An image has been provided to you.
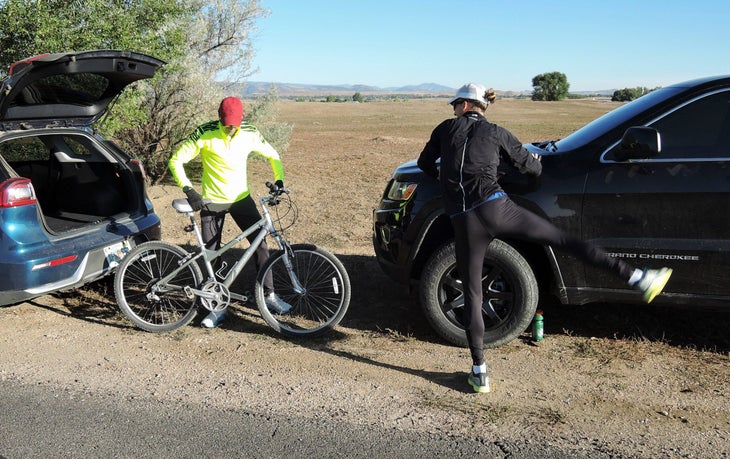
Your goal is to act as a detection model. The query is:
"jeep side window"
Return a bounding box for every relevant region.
[650,90,730,160]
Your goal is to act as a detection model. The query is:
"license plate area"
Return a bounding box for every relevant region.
[104,240,131,268]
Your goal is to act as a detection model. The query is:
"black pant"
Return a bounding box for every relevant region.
[451,196,633,367]
[201,195,274,293]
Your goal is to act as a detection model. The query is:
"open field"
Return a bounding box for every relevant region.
[2,99,729,457]
[253,98,623,254]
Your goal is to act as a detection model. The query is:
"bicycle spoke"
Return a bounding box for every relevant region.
[256,246,350,337]
[115,242,202,333]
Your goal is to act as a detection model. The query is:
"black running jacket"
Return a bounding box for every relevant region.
[417,111,542,216]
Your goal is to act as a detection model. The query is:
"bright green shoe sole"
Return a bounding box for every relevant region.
[644,268,673,303]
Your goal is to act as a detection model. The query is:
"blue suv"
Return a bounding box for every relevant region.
[0,50,163,306]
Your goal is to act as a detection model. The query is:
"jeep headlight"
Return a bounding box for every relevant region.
[387,181,417,201]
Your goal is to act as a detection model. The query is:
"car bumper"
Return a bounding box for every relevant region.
[0,215,160,306]
[373,207,410,284]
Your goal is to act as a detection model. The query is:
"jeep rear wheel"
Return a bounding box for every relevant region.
[420,239,538,348]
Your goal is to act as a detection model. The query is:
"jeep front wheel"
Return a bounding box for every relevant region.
[420,239,538,348]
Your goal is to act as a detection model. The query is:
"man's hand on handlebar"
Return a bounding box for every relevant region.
[266,180,288,195]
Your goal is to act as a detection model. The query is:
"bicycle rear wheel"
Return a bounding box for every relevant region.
[255,244,351,337]
[114,241,203,333]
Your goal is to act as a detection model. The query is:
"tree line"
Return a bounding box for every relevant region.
[531,72,657,102]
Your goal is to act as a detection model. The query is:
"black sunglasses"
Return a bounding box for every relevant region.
[451,99,465,108]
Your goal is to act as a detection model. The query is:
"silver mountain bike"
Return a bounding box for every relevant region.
[113,182,351,337]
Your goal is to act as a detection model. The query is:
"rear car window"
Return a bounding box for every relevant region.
[0,134,105,165]
[0,136,47,162]
[11,73,110,107]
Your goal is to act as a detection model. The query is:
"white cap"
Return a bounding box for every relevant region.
[447,83,488,105]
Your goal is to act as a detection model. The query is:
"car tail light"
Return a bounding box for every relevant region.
[0,178,37,208]
[8,52,50,75]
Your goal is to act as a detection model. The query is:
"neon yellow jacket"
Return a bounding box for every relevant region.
[169,120,284,204]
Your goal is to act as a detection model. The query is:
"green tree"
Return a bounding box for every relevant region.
[0,0,192,77]
[611,86,656,102]
[0,0,287,185]
[352,92,363,102]
[531,71,570,101]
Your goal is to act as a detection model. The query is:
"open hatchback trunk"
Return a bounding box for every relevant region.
[0,50,164,233]
[1,131,146,233]
[0,50,164,306]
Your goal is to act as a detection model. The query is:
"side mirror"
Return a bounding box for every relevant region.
[614,126,661,161]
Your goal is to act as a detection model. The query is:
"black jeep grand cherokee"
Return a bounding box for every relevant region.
[373,75,730,348]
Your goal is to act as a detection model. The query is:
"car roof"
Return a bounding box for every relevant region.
[665,74,730,91]
[0,50,164,128]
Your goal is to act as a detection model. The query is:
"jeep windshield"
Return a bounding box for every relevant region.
[551,86,683,152]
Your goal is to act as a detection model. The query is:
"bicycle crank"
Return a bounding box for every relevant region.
[188,280,231,312]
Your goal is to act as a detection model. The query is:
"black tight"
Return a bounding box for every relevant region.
[201,196,274,292]
[451,197,633,366]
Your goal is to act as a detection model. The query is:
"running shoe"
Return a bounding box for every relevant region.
[201,309,226,328]
[265,293,292,314]
[467,370,490,393]
[636,268,673,303]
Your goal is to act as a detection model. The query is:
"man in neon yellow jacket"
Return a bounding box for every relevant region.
[169,96,291,328]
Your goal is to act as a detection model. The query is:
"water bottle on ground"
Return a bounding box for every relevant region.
[532,309,544,342]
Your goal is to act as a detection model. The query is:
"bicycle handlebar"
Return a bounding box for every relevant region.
[265,181,289,196]
[175,183,289,215]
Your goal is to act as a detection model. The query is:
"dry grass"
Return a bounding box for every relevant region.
[248,98,620,253]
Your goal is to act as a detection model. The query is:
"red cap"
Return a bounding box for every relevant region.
[218,97,244,126]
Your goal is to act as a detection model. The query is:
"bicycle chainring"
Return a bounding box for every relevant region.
[199,280,231,312]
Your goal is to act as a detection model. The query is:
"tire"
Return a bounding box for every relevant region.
[114,241,203,333]
[255,244,351,337]
[420,239,538,348]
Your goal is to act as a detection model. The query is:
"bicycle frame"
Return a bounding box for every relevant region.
[151,193,301,307]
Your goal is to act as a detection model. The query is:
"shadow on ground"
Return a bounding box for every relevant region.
[26,252,730,355]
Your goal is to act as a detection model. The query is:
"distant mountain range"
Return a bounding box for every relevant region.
[242,81,457,96]
[240,81,615,97]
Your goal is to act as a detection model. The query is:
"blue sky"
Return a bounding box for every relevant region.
[251,0,729,92]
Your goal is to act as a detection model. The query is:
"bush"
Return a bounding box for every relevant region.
[245,87,293,156]
[612,87,658,102]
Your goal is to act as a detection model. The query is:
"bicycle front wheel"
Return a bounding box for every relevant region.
[114,241,203,333]
[255,244,351,337]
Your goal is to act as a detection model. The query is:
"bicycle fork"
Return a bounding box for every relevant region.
[264,207,306,295]
[283,244,306,294]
